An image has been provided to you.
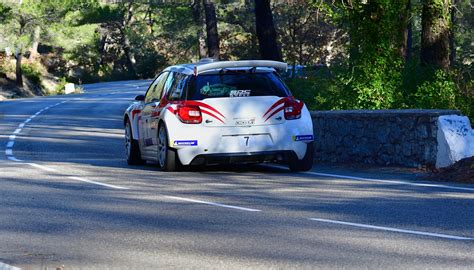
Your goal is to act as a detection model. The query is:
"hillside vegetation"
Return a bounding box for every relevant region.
[0,0,472,119]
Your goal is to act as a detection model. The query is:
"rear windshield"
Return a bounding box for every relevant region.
[186,72,290,100]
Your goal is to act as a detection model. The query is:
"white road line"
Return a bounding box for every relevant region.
[7,156,22,162]
[13,129,21,134]
[5,149,12,156]
[265,164,474,192]
[0,261,22,270]
[68,176,129,190]
[24,118,31,123]
[18,123,25,128]
[309,218,473,241]
[8,135,16,141]
[6,141,14,148]
[165,196,262,212]
[28,163,58,173]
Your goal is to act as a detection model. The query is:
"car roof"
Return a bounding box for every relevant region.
[163,60,288,76]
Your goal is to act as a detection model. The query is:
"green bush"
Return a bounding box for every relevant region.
[21,63,42,85]
[286,66,474,121]
[413,70,457,109]
[55,77,68,95]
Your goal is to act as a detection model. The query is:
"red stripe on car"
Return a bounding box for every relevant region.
[131,109,141,119]
[201,109,225,123]
[183,101,226,119]
[264,105,284,122]
[263,98,286,118]
[167,107,176,114]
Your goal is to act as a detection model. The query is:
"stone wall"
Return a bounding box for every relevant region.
[311,109,461,168]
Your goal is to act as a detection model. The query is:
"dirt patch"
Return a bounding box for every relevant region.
[431,157,474,183]
[0,74,44,100]
[0,76,18,99]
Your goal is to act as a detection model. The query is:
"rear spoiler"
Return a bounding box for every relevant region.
[193,60,288,76]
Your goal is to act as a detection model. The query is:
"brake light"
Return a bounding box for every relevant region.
[284,97,304,120]
[177,105,202,124]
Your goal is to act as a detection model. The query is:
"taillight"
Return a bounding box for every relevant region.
[177,105,202,124]
[284,97,304,120]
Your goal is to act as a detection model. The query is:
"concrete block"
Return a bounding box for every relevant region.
[436,115,474,168]
[65,83,75,94]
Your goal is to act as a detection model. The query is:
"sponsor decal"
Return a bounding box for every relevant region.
[173,140,198,146]
[293,135,314,141]
[229,90,251,97]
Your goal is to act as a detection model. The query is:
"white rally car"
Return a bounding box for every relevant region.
[123,60,314,171]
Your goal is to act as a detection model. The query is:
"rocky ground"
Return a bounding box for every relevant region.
[0,76,42,100]
[432,156,474,183]
[0,72,60,100]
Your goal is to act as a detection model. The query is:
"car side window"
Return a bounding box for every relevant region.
[145,72,168,103]
[162,72,176,99]
[167,73,187,101]
[144,77,160,103]
[154,72,169,101]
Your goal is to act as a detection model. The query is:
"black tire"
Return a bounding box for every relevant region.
[125,120,144,165]
[288,142,314,172]
[157,122,180,171]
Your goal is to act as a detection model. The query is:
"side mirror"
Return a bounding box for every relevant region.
[135,95,145,101]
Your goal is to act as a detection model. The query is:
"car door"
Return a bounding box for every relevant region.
[146,72,172,154]
[140,72,168,157]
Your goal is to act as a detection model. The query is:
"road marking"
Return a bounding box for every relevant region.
[68,176,129,190]
[5,101,66,162]
[165,196,262,212]
[7,156,22,162]
[2,100,130,191]
[309,218,473,241]
[0,261,22,270]
[265,164,474,192]
[28,163,58,173]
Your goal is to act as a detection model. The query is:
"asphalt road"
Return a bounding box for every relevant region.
[0,80,473,269]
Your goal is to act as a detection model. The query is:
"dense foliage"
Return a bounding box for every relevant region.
[0,0,472,119]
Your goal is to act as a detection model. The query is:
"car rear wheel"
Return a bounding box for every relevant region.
[125,120,144,165]
[288,142,314,172]
[157,123,179,171]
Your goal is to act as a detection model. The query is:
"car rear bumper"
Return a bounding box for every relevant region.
[166,108,314,165]
[172,124,312,165]
[189,150,295,166]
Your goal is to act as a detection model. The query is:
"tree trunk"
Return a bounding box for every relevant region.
[120,3,137,78]
[203,0,219,59]
[121,27,137,78]
[407,15,413,62]
[399,0,412,61]
[29,26,41,60]
[449,0,457,66]
[15,52,23,87]
[254,0,282,61]
[421,0,451,70]
[192,0,207,59]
